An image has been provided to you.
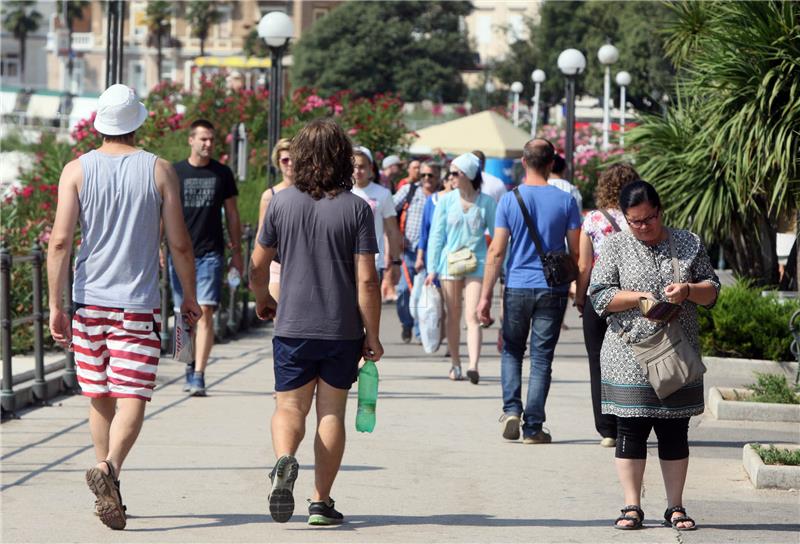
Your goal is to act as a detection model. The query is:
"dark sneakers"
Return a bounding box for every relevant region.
[308,497,344,526]
[401,326,412,343]
[499,413,521,440]
[268,455,299,523]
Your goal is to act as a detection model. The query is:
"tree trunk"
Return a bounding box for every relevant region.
[200,35,205,57]
[727,208,779,286]
[156,32,163,83]
[67,26,74,92]
[19,33,26,84]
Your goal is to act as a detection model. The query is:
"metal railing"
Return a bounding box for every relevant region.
[0,226,256,417]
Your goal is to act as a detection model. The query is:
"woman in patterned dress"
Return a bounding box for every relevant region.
[589,181,720,531]
[575,163,640,447]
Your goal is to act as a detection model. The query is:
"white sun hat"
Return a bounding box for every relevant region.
[93,84,149,136]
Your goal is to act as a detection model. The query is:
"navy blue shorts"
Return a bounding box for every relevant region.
[273,336,363,391]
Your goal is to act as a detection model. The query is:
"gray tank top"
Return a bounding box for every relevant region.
[73,150,162,310]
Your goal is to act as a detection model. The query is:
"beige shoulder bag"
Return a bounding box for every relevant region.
[628,231,706,400]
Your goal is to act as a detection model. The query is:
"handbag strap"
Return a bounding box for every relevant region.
[599,209,621,232]
[667,229,679,283]
[513,188,547,260]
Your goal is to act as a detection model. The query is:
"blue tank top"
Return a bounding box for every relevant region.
[73,150,162,310]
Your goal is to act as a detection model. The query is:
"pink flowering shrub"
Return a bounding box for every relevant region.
[540,124,628,209]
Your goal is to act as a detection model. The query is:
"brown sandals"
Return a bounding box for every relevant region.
[86,460,127,530]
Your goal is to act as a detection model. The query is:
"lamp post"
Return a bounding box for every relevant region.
[597,43,619,150]
[484,79,495,110]
[615,71,631,148]
[510,81,523,126]
[530,69,545,138]
[557,48,586,182]
[258,11,294,189]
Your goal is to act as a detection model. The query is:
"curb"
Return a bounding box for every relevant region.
[742,444,800,490]
[703,357,798,380]
[708,387,800,422]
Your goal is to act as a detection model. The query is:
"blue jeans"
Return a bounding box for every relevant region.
[501,287,568,436]
[395,247,419,336]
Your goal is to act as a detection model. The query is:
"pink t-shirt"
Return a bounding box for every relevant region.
[582,208,628,264]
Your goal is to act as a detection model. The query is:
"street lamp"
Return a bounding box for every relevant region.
[530,69,545,138]
[597,43,619,150]
[258,11,294,188]
[510,81,523,126]
[615,70,631,148]
[484,79,495,110]
[557,48,586,182]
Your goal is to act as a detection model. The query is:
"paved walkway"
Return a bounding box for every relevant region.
[2,304,798,543]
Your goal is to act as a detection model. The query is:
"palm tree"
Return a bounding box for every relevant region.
[144,0,173,83]
[186,1,222,57]
[1,0,42,84]
[630,0,799,285]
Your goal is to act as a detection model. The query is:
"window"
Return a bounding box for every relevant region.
[312,8,329,22]
[129,60,146,96]
[1,57,20,78]
[507,14,525,44]
[217,4,232,39]
[476,15,492,45]
[130,1,147,41]
[163,59,176,82]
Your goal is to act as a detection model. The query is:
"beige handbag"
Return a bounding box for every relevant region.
[447,248,478,277]
[628,231,706,400]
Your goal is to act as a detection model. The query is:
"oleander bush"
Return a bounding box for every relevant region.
[697,280,799,362]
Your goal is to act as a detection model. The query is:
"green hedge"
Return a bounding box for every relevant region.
[698,281,799,362]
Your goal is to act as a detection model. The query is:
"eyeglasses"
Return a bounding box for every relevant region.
[625,212,659,229]
[279,157,292,165]
[447,171,461,178]
[420,173,436,179]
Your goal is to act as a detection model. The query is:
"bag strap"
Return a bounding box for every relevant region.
[599,209,621,232]
[396,183,418,215]
[667,229,679,283]
[513,188,547,260]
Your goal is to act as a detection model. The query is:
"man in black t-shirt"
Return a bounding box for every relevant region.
[169,119,242,396]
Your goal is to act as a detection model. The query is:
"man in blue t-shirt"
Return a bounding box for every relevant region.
[477,139,581,445]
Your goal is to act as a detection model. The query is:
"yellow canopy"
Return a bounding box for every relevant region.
[409,110,530,159]
[194,56,271,69]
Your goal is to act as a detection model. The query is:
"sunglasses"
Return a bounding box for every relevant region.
[279,157,292,165]
[420,173,436,179]
[625,212,659,229]
[447,171,461,178]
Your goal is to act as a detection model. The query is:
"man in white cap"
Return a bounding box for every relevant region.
[47,84,201,530]
[352,146,403,293]
[380,154,402,192]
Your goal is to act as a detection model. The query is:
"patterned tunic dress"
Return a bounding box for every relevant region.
[588,228,720,418]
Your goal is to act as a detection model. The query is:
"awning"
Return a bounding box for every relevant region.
[69,96,97,130]
[27,93,61,120]
[0,91,17,115]
[408,110,531,159]
[194,56,271,69]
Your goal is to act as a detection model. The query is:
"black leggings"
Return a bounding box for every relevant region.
[616,417,690,460]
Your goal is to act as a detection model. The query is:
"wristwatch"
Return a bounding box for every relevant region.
[392,259,402,266]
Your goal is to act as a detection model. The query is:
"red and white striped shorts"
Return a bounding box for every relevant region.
[72,305,162,401]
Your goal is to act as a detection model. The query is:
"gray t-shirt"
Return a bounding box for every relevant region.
[259,185,378,340]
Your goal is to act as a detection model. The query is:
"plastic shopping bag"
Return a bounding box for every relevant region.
[409,271,425,322]
[417,283,442,354]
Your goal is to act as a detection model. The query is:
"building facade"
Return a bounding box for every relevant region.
[39,0,341,97]
[0,1,57,89]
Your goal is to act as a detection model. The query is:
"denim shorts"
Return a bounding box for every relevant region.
[170,251,223,309]
[273,336,363,391]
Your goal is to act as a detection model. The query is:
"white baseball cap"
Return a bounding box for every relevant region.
[354,145,374,164]
[382,155,401,169]
[93,84,149,136]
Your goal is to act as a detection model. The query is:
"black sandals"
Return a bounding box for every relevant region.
[614,505,644,530]
[664,505,697,531]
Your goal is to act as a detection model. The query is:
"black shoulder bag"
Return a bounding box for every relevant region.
[513,187,578,287]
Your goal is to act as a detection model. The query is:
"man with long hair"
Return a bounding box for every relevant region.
[250,118,384,526]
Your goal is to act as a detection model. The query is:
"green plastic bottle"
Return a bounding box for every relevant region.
[355,360,379,432]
